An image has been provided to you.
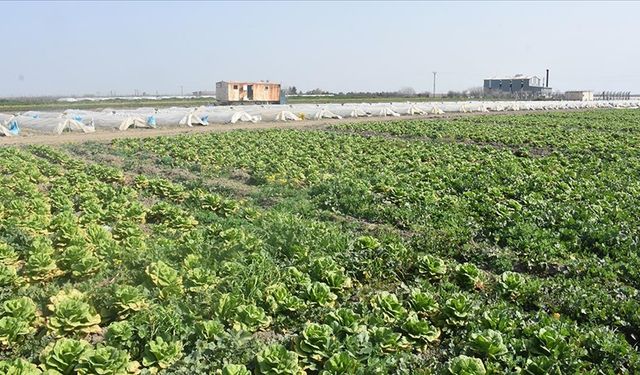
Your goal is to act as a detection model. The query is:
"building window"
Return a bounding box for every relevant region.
[233,85,238,89]
[265,86,269,90]
[521,80,524,88]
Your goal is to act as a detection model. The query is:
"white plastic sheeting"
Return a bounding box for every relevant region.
[154,108,208,127]
[101,108,158,127]
[157,107,208,126]
[17,116,95,135]
[290,105,342,120]
[416,103,445,115]
[5,99,640,137]
[367,105,401,117]
[245,108,301,122]
[66,110,150,131]
[196,107,259,124]
[391,103,426,116]
[64,107,207,130]
[21,111,62,119]
[0,114,20,136]
[324,104,370,118]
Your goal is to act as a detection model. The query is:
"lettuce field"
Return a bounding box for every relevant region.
[1,109,639,374]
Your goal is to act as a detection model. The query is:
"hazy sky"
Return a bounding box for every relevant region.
[1,1,639,97]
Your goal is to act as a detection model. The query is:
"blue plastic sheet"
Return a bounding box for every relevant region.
[147,115,157,127]
[8,120,20,135]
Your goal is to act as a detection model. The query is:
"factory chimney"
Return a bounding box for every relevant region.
[546,69,549,88]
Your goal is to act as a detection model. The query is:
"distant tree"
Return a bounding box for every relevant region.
[306,88,329,95]
[466,87,484,98]
[397,87,416,96]
[286,86,298,95]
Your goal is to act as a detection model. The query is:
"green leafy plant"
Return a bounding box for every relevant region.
[497,272,525,300]
[47,289,101,336]
[295,323,340,370]
[326,308,364,337]
[468,329,508,360]
[76,345,139,375]
[524,356,561,375]
[145,261,183,299]
[0,242,19,266]
[142,336,183,373]
[233,304,272,332]
[105,321,135,350]
[480,305,522,334]
[369,326,410,353]
[50,211,84,248]
[23,250,62,282]
[184,267,218,293]
[197,319,225,341]
[221,364,251,375]
[369,291,407,324]
[2,111,640,374]
[528,327,568,358]
[319,352,360,375]
[310,257,352,291]
[2,296,40,324]
[581,326,639,370]
[112,285,149,319]
[0,358,42,375]
[256,344,304,375]
[284,266,312,288]
[39,338,91,374]
[415,254,447,280]
[305,282,337,307]
[264,283,304,313]
[58,245,101,278]
[455,263,484,290]
[0,264,20,287]
[402,313,441,345]
[0,317,35,346]
[443,293,476,327]
[447,355,486,375]
[147,202,198,230]
[409,289,440,317]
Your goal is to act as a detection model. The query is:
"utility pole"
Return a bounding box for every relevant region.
[432,72,437,98]
[180,85,184,96]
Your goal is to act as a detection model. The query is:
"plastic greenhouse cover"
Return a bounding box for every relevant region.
[389,103,426,116]
[17,116,95,135]
[246,109,300,122]
[5,100,640,136]
[415,103,445,115]
[196,107,259,124]
[323,105,370,118]
[0,113,15,123]
[21,111,62,119]
[154,107,209,126]
[0,114,20,136]
[365,105,401,117]
[65,111,151,131]
[288,105,342,120]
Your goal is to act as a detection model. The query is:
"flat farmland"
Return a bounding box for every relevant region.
[1,109,639,374]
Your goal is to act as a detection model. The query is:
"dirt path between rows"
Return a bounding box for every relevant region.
[0,109,593,146]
